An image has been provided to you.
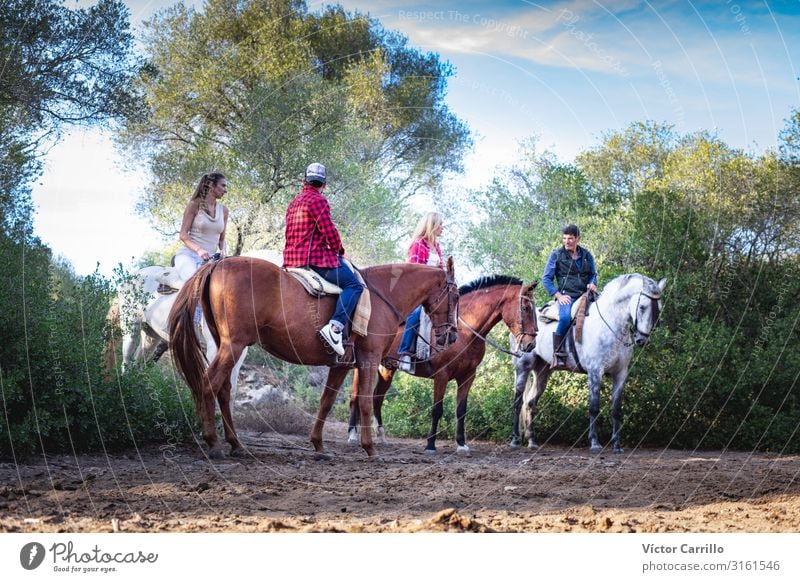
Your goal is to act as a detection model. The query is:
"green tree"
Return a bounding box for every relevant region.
[121,0,470,260]
[0,0,141,237]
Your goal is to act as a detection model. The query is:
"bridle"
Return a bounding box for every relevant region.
[630,290,662,341]
[429,270,459,350]
[595,288,662,347]
[513,286,538,348]
[459,284,538,358]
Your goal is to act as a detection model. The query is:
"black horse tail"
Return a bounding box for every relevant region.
[168,262,218,416]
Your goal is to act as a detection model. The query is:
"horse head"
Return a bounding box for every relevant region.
[424,256,459,348]
[505,281,538,353]
[629,277,668,346]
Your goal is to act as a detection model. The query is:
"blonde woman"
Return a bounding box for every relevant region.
[174,172,229,281]
[397,212,444,370]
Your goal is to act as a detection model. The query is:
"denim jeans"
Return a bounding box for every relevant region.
[556,301,573,335]
[311,259,364,329]
[398,305,423,354]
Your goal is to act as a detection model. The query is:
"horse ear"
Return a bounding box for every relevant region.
[658,278,668,292]
[446,256,454,277]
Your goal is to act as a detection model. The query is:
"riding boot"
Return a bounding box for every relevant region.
[552,332,567,368]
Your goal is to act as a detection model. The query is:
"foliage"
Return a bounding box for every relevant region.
[409,120,800,452]
[120,0,470,260]
[0,229,195,459]
[0,0,141,237]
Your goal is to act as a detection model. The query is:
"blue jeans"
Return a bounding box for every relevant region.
[398,305,423,354]
[311,259,364,329]
[556,301,573,335]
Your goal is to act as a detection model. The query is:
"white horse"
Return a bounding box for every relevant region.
[510,274,667,453]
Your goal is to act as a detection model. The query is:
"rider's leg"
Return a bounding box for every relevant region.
[312,260,364,354]
[552,303,570,367]
[174,251,204,325]
[397,305,422,371]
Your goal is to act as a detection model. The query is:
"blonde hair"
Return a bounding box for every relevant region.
[191,172,225,214]
[412,212,443,247]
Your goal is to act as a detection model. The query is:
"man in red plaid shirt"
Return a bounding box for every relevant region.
[283,163,363,355]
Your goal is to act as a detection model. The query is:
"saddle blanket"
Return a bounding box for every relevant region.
[539,293,592,343]
[416,308,432,361]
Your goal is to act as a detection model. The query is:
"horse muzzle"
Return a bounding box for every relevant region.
[522,340,536,353]
[634,332,650,346]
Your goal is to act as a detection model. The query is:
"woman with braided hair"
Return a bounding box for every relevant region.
[174,172,229,281]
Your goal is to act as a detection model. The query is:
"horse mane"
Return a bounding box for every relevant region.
[602,273,659,300]
[458,274,524,296]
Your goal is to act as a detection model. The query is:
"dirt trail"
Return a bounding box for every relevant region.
[2,427,799,533]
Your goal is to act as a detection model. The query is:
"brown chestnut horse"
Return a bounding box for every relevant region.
[348,275,538,454]
[168,256,458,458]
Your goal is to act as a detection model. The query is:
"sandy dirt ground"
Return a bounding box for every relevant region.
[2,424,800,533]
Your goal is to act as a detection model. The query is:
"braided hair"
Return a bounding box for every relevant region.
[191,172,225,215]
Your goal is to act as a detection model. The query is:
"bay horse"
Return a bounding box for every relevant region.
[511,274,667,453]
[347,275,538,453]
[168,256,459,458]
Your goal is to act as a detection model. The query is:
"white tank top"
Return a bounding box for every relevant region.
[187,205,225,253]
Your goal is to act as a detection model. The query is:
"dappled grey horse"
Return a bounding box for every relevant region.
[511,274,666,453]
[106,266,246,390]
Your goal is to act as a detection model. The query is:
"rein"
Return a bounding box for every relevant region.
[593,289,661,347]
[460,286,537,358]
[349,262,459,351]
[348,262,404,324]
[459,317,523,357]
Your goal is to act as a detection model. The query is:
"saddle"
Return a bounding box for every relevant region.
[539,292,594,343]
[142,267,183,295]
[286,264,371,337]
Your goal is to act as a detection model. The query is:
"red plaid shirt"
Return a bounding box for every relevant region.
[283,185,344,268]
[407,238,443,266]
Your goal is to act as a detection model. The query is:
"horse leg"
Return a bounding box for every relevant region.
[455,373,476,454]
[214,343,247,457]
[121,325,139,372]
[523,359,552,450]
[372,366,395,445]
[610,370,629,454]
[355,364,379,457]
[347,376,360,444]
[310,366,350,458]
[229,346,248,403]
[425,375,449,453]
[511,353,534,448]
[200,343,238,459]
[587,369,603,452]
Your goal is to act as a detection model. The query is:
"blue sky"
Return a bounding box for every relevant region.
[31,0,800,275]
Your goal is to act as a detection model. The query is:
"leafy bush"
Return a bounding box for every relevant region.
[0,232,195,459]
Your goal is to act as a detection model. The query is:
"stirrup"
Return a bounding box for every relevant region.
[320,322,345,356]
[398,354,412,372]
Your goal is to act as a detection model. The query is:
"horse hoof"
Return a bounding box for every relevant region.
[229,446,247,458]
[527,442,539,450]
[209,447,226,460]
[456,445,471,455]
[315,451,333,461]
[376,426,388,445]
[347,430,359,445]
[509,439,520,450]
[613,447,624,454]
[590,445,603,454]
[423,448,437,455]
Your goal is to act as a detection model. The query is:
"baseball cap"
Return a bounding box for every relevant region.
[305,163,327,183]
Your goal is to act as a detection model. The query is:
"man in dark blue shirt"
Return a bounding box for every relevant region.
[542,224,598,367]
